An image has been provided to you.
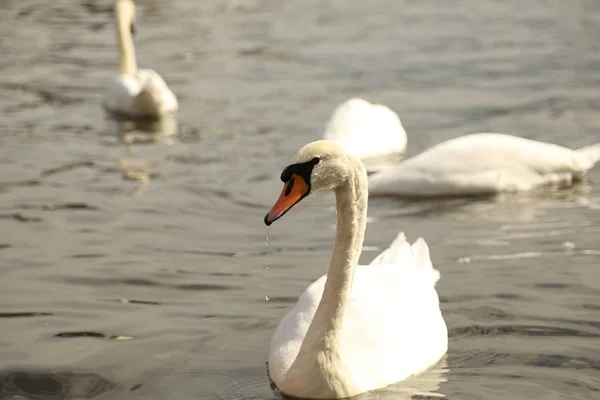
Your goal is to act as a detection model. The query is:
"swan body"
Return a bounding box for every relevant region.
[264,141,447,398]
[323,98,407,159]
[104,0,177,118]
[368,133,600,197]
[105,70,177,118]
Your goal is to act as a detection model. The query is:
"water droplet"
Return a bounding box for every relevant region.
[265,295,270,302]
[265,227,270,270]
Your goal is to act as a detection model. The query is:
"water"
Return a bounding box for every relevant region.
[1,0,600,399]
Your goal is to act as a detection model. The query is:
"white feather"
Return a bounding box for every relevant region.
[369,133,600,197]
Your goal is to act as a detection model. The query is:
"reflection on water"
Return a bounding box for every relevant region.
[107,114,178,146]
[369,182,599,222]
[349,360,449,400]
[0,0,599,400]
[268,360,449,400]
[104,114,179,195]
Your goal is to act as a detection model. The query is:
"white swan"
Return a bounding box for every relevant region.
[323,98,407,160]
[264,140,447,399]
[104,0,178,118]
[368,133,600,197]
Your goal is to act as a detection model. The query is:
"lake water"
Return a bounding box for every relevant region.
[1,0,599,399]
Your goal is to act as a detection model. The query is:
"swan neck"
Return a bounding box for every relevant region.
[116,6,137,76]
[303,160,368,353]
[326,180,367,328]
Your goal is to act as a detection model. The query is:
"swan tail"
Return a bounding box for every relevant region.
[577,143,600,166]
[411,238,440,283]
[369,232,410,266]
[411,238,433,270]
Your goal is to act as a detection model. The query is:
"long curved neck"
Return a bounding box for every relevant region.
[116,7,137,76]
[295,159,368,360]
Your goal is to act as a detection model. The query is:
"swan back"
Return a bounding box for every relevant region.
[369,133,600,197]
[323,98,407,159]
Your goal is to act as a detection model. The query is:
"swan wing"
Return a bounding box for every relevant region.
[369,133,600,196]
[268,274,325,384]
[104,75,143,115]
[339,234,447,390]
[134,69,178,115]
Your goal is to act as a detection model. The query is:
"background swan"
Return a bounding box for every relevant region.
[323,98,407,160]
[104,0,178,118]
[264,140,447,399]
[368,133,600,197]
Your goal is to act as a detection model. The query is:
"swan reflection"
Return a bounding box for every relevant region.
[107,114,178,145]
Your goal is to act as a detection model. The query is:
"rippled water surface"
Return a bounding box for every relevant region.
[1,0,600,399]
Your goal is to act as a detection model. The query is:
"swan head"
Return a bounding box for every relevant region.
[264,140,362,225]
[116,0,136,35]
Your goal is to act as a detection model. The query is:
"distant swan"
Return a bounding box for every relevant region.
[104,0,178,118]
[323,98,407,159]
[264,140,447,399]
[368,133,600,197]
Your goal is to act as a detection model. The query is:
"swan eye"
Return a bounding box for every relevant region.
[130,22,136,36]
[280,167,291,183]
[280,158,319,183]
[285,177,295,196]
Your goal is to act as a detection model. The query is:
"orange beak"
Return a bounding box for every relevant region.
[264,174,310,226]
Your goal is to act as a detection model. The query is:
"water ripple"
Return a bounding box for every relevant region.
[60,276,239,292]
[0,370,115,399]
[55,331,132,340]
[450,324,600,339]
[0,312,53,319]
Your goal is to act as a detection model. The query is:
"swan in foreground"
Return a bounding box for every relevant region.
[323,98,407,160]
[104,0,178,118]
[369,133,600,197]
[264,140,447,399]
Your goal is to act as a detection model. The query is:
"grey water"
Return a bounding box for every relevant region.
[1,0,600,399]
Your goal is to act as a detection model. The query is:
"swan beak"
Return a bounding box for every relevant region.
[264,174,310,226]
